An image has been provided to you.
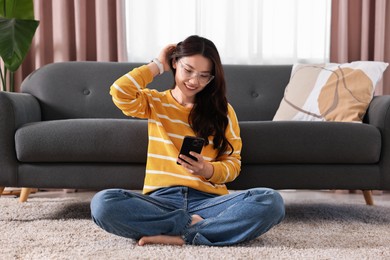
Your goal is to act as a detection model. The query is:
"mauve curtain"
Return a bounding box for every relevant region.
[330,0,390,94]
[13,0,127,92]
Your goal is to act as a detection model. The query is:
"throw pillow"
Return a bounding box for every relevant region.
[273,61,389,122]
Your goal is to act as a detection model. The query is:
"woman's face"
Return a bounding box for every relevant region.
[173,54,213,100]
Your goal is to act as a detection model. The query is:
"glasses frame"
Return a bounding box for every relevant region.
[178,59,215,86]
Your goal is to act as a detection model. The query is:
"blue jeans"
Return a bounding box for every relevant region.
[90,186,285,246]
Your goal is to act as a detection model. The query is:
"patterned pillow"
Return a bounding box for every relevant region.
[273,61,389,122]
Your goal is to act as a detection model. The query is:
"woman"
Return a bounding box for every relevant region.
[91,35,285,246]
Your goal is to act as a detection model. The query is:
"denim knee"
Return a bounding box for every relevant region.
[271,190,285,222]
[249,188,285,222]
[90,189,120,223]
[262,188,285,222]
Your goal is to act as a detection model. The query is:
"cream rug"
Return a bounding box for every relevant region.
[1,193,390,260]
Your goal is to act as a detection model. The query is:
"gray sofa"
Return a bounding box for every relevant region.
[1,61,389,204]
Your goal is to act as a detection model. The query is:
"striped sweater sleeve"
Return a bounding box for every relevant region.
[109,65,153,118]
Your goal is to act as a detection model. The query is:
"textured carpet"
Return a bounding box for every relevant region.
[1,193,390,259]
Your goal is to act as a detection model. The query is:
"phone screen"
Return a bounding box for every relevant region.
[177,136,205,165]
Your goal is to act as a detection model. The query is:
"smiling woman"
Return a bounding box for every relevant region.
[124,0,331,65]
[90,35,285,246]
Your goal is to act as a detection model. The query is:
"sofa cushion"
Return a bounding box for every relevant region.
[15,119,381,165]
[15,119,148,163]
[240,121,381,164]
[273,61,388,122]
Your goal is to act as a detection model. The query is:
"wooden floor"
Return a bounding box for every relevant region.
[2,189,389,205]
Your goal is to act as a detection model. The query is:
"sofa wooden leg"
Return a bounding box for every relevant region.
[0,187,5,196]
[362,190,374,206]
[19,188,32,203]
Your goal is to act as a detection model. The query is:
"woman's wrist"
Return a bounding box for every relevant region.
[147,61,161,77]
[152,58,164,74]
[204,161,214,180]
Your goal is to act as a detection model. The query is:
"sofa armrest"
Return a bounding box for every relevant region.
[365,95,390,189]
[365,95,390,129]
[0,92,41,187]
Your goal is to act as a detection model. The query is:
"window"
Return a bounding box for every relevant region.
[125,0,331,64]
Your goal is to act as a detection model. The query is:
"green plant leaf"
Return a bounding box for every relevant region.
[0,17,39,72]
[0,0,35,19]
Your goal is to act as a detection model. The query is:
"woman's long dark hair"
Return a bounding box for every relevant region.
[169,35,233,159]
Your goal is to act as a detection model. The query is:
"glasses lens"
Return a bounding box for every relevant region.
[199,75,214,85]
[179,60,214,85]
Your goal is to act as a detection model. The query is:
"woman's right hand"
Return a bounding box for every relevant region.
[157,44,177,72]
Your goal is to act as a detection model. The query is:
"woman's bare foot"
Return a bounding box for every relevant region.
[138,214,204,246]
[191,214,203,225]
[138,235,184,246]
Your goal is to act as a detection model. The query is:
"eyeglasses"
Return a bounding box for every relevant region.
[178,60,215,85]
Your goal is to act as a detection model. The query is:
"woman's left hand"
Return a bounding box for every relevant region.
[178,152,214,179]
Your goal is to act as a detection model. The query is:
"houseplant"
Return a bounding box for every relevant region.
[0,0,39,92]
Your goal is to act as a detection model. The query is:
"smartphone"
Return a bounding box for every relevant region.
[177,136,205,165]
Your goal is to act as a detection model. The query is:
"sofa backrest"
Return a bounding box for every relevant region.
[223,65,292,121]
[21,61,292,121]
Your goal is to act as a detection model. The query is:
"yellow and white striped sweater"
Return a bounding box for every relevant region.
[110,65,242,195]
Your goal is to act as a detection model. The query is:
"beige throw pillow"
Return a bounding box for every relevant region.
[273,61,389,122]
